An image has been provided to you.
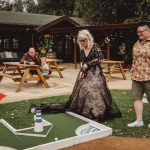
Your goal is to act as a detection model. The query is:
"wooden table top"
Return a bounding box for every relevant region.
[2,62,40,67]
[101,60,124,64]
[46,58,59,62]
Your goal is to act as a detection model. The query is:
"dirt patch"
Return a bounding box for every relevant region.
[63,136,150,150]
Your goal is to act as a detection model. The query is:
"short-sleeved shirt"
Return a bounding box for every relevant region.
[130,37,150,81]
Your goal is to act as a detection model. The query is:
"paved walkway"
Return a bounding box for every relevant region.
[0,63,131,104]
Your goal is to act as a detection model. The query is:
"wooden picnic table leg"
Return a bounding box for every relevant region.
[12,65,22,74]
[0,75,3,82]
[16,68,30,92]
[0,65,8,82]
[53,61,63,78]
[36,67,49,88]
[107,64,115,81]
[119,63,126,80]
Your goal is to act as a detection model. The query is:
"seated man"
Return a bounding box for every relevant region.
[20,47,41,65]
[20,47,41,76]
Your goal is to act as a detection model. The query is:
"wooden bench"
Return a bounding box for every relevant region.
[50,65,66,71]
[0,62,50,92]
[0,72,21,82]
[46,59,65,78]
[0,70,50,82]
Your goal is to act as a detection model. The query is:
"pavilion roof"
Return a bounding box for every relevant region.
[0,11,87,27]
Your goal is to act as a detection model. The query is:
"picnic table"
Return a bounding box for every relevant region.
[0,62,49,92]
[101,60,127,81]
[46,59,65,78]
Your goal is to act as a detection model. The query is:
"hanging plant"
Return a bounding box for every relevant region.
[36,33,54,57]
[39,47,46,57]
[118,42,129,66]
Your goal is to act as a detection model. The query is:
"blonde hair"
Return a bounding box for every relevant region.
[77,29,94,49]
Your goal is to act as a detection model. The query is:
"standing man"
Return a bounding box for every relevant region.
[20,47,41,65]
[127,22,150,127]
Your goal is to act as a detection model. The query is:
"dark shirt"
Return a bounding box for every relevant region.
[20,52,41,65]
[80,43,104,73]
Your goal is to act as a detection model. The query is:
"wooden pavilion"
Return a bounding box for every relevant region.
[35,20,140,67]
[0,11,85,63]
[0,10,144,67]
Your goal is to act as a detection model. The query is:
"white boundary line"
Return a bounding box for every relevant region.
[0,119,53,137]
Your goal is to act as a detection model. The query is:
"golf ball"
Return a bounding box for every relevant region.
[54,137,58,141]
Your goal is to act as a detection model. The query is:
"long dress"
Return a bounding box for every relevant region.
[29,43,122,122]
[65,43,122,122]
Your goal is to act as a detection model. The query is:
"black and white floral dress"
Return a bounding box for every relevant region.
[66,43,122,121]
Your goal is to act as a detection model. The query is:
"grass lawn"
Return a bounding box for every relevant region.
[0,90,150,139]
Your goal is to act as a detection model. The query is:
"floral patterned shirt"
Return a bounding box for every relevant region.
[130,37,150,81]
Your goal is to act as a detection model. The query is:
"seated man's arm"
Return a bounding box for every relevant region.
[20,53,27,64]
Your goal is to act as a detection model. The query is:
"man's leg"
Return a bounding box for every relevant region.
[144,81,150,128]
[134,100,143,122]
[127,80,144,127]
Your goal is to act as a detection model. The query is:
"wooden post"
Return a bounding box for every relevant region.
[73,36,77,69]
[107,43,110,60]
[104,36,110,60]
[31,32,34,47]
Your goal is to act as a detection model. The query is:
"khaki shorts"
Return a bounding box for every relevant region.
[132,80,150,103]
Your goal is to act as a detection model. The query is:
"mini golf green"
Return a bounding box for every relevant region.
[0,113,87,150]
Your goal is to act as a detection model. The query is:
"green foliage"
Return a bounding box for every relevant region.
[1,0,149,24]
[24,0,38,13]
[74,0,119,24]
[35,33,54,56]
[135,0,150,21]
[0,0,13,11]
[35,0,75,16]
[13,0,24,12]
[74,0,150,24]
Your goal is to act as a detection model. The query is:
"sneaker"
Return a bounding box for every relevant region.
[127,121,144,127]
[148,124,150,128]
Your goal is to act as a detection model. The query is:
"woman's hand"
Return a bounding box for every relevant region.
[79,71,84,80]
[82,63,88,70]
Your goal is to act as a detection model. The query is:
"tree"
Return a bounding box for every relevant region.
[74,0,149,24]
[73,0,87,17]
[135,0,150,20]
[23,0,38,13]
[0,0,13,11]
[74,0,117,24]
[36,0,75,16]
[116,0,137,22]
[13,0,24,12]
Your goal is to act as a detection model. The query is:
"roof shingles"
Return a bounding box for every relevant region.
[0,11,87,27]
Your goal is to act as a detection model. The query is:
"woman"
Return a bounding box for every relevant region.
[30,30,121,122]
[65,29,121,121]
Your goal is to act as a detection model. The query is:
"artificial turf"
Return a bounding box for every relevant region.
[0,113,87,150]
